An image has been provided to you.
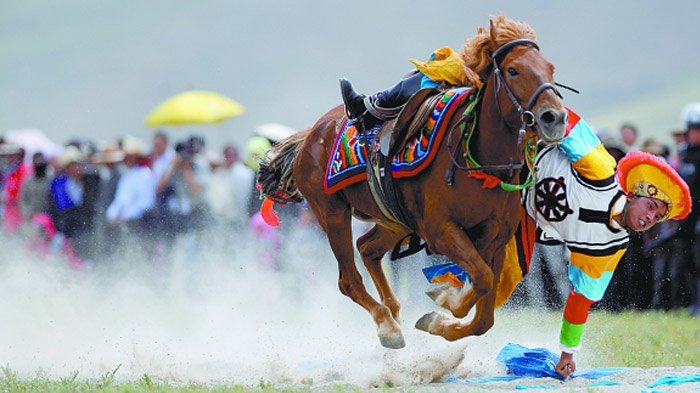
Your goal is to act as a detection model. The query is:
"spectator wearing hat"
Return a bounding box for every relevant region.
[91,141,126,261]
[104,136,155,263]
[677,102,700,315]
[49,145,90,269]
[106,136,156,244]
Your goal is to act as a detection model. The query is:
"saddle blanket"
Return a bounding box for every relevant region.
[324,87,469,194]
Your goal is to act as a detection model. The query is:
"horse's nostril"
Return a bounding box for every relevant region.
[540,110,556,124]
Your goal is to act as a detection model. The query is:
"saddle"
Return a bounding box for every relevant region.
[365,87,442,231]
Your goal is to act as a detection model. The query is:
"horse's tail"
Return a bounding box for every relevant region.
[257,129,309,207]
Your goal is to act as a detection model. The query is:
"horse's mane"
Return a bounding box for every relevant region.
[460,14,538,88]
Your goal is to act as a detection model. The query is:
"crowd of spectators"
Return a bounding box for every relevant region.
[0,130,306,274]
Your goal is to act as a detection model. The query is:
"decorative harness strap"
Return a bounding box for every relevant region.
[445,86,539,191]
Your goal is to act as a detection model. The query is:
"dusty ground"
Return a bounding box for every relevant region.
[1,234,698,392]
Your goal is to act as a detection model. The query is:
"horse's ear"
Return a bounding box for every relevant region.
[489,19,498,46]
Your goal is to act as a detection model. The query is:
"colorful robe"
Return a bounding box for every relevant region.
[522,108,628,353]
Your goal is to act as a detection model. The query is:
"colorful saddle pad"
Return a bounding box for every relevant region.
[324,88,470,194]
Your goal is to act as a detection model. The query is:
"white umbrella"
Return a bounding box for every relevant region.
[255,123,296,143]
[4,128,61,160]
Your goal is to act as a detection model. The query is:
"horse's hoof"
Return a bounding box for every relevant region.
[425,284,451,302]
[379,332,406,349]
[415,311,440,332]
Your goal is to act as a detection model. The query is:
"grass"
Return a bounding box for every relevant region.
[0,311,696,392]
[0,368,324,393]
[585,310,700,367]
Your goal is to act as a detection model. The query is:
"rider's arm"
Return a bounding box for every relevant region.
[560,249,625,353]
[559,108,617,181]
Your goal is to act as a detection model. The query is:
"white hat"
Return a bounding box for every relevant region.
[0,143,22,155]
[255,123,295,142]
[91,140,126,164]
[58,145,85,167]
[122,135,148,156]
[681,102,700,127]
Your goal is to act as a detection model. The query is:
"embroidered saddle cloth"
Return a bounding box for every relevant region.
[324,87,470,194]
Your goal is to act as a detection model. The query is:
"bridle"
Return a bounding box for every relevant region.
[445,38,577,190]
[492,38,572,145]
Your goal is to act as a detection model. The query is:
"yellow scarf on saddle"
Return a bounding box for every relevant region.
[409,47,470,86]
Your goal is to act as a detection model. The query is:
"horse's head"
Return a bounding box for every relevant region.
[461,15,568,145]
[491,39,567,144]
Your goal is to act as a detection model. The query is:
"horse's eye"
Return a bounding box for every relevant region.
[507,68,518,77]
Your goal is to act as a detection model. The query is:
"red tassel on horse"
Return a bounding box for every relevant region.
[260,197,280,227]
[468,171,502,189]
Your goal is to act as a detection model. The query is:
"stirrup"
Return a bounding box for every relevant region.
[364,95,403,121]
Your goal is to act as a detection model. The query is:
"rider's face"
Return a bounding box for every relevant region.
[625,195,668,232]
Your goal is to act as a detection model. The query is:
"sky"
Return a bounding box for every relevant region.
[2,0,699,150]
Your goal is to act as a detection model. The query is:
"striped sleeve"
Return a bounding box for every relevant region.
[560,108,617,181]
[559,249,625,352]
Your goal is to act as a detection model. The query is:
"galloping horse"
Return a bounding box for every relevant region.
[258,16,568,348]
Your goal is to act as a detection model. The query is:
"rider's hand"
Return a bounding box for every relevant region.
[555,351,576,378]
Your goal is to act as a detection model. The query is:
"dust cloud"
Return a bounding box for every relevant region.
[0,224,560,387]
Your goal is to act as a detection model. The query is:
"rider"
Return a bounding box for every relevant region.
[523,110,691,376]
[341,47,472,125]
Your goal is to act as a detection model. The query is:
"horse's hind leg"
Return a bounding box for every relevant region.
[356,225,408,324]
[416,246,504,341]
[415,221,497,340]
[308,199,405,349]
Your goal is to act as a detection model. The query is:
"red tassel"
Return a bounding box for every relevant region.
[468,171,501,189]
[260,197,280,227]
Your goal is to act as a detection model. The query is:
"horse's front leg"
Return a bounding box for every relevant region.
[415,221,498,340]
[357,224,408,324]
[309,200,405,349]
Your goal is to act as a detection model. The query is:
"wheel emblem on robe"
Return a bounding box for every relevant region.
[535,177,574,222]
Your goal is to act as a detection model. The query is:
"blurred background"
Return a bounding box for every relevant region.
[2,0,699,147]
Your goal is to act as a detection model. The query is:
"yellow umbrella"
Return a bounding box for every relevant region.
[145,90,245,127]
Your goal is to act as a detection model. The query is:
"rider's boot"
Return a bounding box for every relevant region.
[340,72,423,125]
[340,78,368,121]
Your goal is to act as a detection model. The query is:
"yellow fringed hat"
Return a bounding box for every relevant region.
[616,151,692,221]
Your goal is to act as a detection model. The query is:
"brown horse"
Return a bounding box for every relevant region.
[258,15,567,349]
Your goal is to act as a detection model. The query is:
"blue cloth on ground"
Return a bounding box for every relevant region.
[497,342,561,379]
[448,343,621,385]
[497,343,622,381]
[515,385,559,390]
[648,374,700,388]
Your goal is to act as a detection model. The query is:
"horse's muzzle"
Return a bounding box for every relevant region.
[535,107,567,143]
